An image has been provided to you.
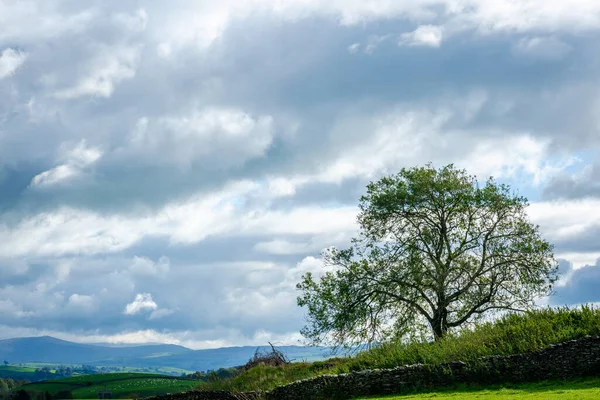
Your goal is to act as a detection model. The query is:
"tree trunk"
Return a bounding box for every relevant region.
[431,308,448,341]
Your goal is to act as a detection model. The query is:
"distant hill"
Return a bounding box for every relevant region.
[0,336,191,364]
[0,336,331,372]
[93,344,332,372]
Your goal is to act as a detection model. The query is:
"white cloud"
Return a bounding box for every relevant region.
[309,100,578,187]
[555,253,600,270]
[125,108,274,169]
[254,239,312,255]
[112,8,148,32]
[0,2,95,44]
[149,308,174,320]
[124,293,158,315]
[139,1,600,56]
[399,25,443,47]
[267,178,297,197]
[128,256,170,276]
[30,165,78,187]
[67,294,96,311]
[513,36,572,60]
[347,43,360,54]
[0,48,27,79]
[55,45,140,99]
[528,198,600,244]
[365,34,392,53]
[30,141,102,187]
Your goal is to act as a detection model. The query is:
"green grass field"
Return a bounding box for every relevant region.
[18,373,199,399]
[0,365,37,380]
[360,377,600,400]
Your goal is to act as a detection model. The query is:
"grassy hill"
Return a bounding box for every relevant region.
[201,306,600,393]
[16,373,198,399]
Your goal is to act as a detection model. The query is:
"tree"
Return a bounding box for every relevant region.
[2,361,7,366]
[297,164,558,346]
[0,378,8,394]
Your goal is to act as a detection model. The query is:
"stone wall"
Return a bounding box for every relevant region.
[146,336,600,400]
[146,390,260,400]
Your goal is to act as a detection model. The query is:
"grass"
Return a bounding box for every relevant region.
[17,373,198,399]
[200,306,600,393]
[359,377,600,399]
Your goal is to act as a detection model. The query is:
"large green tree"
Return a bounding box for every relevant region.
[297,164,558,346]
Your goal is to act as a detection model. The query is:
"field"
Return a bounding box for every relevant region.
[0,366,36,374]
[18,373,199,399]
[361,377,600,399]
[0,365,37,380]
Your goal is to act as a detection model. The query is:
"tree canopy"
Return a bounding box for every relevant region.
[297,164,558,346]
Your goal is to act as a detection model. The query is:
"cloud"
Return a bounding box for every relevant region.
[121,108,275,169]
[29,141,103,187]
[254,239,313,255]
[128,256,170,277]
[347,43,360,54]
[67,294,96,312]
[149,308,174,320]
[0,2,95,44]
[54,44,141,99]
[0,0,600,348]
[543,160,600,200]
[124,293,158,315]
[0,48,27,79]
[399,25,443,47]
[513,36,572,60]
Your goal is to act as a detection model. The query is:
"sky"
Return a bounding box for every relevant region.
[0,0,600,350]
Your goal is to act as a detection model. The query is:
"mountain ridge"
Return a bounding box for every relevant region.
[0,336,330,372]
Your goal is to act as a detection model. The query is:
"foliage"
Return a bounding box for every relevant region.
[360,377,600,399]
[298,164,558,346]
[200,306,600,393]
[0,377,27,392]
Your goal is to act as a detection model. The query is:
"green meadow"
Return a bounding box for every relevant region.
[361,377,600,400]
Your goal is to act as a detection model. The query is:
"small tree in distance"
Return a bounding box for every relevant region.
[297,164,558,347]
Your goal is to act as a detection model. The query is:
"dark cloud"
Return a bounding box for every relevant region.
[543,160,600,200]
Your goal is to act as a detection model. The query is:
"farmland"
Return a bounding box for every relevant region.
[17,373,199,399]
[0,365,36,380]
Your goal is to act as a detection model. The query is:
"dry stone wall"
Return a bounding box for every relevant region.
[146,391,260,400]
[146,336,600,400]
